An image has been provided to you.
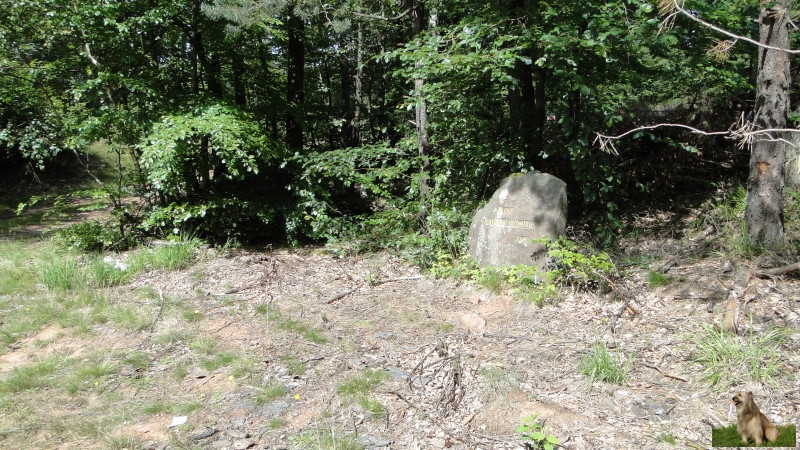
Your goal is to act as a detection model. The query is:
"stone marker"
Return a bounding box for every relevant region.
[468,172,566,268]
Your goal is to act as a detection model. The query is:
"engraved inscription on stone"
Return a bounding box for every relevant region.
[468,172,567,268]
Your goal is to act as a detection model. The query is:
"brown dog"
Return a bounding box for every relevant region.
[732,391,779,445]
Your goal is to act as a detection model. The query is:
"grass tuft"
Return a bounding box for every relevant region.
[690,324,788,391]
[580,341,630,385]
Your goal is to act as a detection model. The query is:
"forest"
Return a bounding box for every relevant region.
[3,2,800,449]
[1,0,798,259]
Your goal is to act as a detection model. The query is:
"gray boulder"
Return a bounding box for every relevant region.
[468,172,567,268]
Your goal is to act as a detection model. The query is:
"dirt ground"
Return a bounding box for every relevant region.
[2,228,799,449]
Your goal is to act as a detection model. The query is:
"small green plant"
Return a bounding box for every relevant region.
[130,242,196,272]
[229,356,255,378]
[540,237,616,288]
[282,356,308,377]
[108,305,154,331]
[337,369,388,396]
[337,369,388,419]
[356,396,385,417]
[200,351,236,371]
[254,382,288,404]
[189,336,217,355]
[646,271,671,287]
[89,257,131,287]
[477,268,504,293]
[0,356,60,393]
[0,242,38,295]
[263,307,328,344]
[516,414,561,450]
[267,418,286,429]
[517,282,559,307]
[580,341,630,385]
[657,431,676,445]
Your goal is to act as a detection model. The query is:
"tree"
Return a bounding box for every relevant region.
[602,0,797,249]
[745,1,791,248]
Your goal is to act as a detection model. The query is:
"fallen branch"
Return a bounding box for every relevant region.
[323,275,423,304]
[753,261,800,277]
[324,284,362,304]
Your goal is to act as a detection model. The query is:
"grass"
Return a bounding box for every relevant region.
[143,399,202,416]
[132,242,196,271]
[291,427,365,450]
[479,365,524,399]
[477,268,504,293]
[261,306,328,344]
[337,369,388,419]
[580,341,630,385]
[646,270,671,287]
[337,369,388,396]
[656,431,676,445]
[711,423,796,447]
[0,356,60,393]
[254,382,289,404]
[38,257,87,291]
[108,305,154,331]
[689,324,788,391]
[282,355,309,377]
[0,241,38,295]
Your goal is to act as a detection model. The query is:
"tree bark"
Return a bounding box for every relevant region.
[286,11,305,152]
[410,0,430,225]
[745,2,791,249]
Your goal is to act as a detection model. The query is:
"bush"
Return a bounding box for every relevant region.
[56,221,130,252]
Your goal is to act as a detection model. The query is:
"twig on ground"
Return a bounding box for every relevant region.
[324,275,424,304]
[642,362,689,382]
[324,284,362,304]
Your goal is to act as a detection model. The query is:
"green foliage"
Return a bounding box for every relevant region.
[477,268,504,293]
[516,414,561,450]
[540,237,617,288]
[137,103,285,241]
[287,143,415,244]
[138,104,271,198]
[56,221,130,252]
[581,341,630,384]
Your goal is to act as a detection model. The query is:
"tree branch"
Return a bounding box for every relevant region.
[353,8,411,21]
[594,122,800,154]
[663,0,800,54]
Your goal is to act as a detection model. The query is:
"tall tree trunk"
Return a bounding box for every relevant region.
[339,34,356,148]
[190,0,201,94]
[745,2,791,249]
[530,45,547,164]
[353,21,364,146]
[231,48,246,106]
[410,0,430,225]
[286,11,305,152]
